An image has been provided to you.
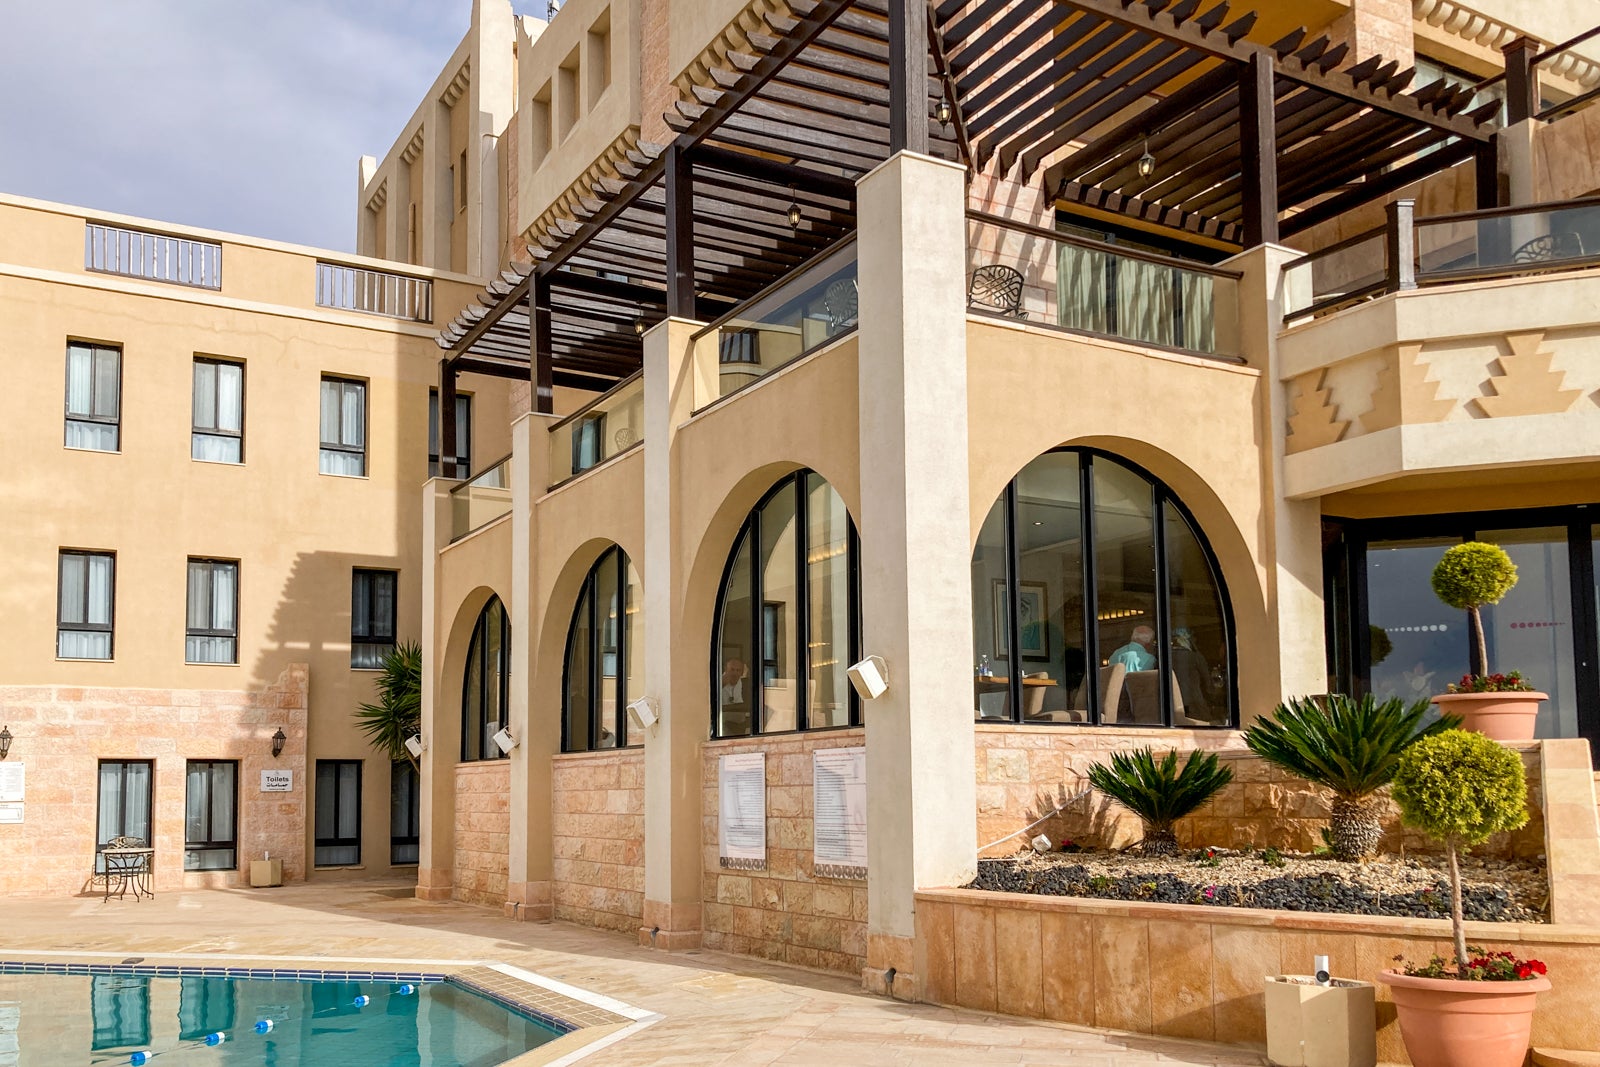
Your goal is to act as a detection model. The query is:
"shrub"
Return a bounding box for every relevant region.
[354,640,423,768]
[1431,542,1518,677]
[1086,747,1233,855]
[1391,730,1529,975]
[1244,693,1457,860]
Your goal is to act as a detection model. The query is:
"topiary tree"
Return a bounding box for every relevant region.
[354,641,423,770]
[1431,542,1518,678]
[1391,730,1528,973]
[1086,747,1233,855]
[1244,693,1458,861]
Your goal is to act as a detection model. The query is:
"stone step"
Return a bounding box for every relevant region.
[1533,1049,1600,1067]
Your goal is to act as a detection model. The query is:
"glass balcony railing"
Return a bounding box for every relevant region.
[965,211,1242,360]
[547,371,644,487]
[694,238,859,405]
[1281,227,1390,320]
[449,456,511,542]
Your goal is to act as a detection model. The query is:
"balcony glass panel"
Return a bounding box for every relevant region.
[449,457,511,541]
[1416,201,1600,280]
[547,371,644,486]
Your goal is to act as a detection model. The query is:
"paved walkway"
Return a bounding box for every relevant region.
[5,881,1270,1065]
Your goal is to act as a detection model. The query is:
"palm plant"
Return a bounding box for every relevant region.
[1243,693,1458,861]
[1086,747,1233,855]
[354,641,423,769]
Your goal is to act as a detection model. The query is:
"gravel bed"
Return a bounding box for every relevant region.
[967,848,1548,923]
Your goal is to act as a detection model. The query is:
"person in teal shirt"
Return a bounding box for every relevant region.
[1107,625,1156,671]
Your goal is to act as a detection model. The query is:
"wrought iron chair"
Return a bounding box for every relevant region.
[823,279,859,334]
[1511,231,1583,264]
[101,836,153,901]
[967,264,1027,317]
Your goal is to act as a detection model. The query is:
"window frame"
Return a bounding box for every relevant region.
[191,355,245,463]
[390,760,420,866]
[57,549,115,660]
[185,557,240,665]
[64,341,122,452]
[709,470,863,739]
[183,759,238,871]
[561,546,640,752]
[427,388,472,477]
[319,375,367,476]
[980,447,1238,729]
[313,759,363,867]
[460,597,510,762]
[350,568,399,669]
[95,759,153,871]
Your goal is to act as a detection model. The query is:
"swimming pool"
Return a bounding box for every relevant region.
[0,962,567,1066]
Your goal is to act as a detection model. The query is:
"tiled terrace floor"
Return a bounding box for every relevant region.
[4,880,1271,1065]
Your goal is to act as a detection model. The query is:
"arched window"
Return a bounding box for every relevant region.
[712,470,861,738]
[461,596,510,760]
[973,449,1234,728]
[563,546,643,752]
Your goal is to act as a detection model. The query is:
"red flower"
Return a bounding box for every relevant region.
[1529,960,1547,975]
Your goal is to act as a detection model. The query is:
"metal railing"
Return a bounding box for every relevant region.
[1283,196,1600,321]
[547,371,644,487]
[449,455,511,542]
[965,211,1243,360]
[315,261,433,322]
[84,222,221,289]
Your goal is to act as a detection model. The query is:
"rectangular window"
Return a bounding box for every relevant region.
[184,760,237,870]
[314,759,362,866]
[186,558,239,664]
[352,569,398,669]
[390,760,420,865]
[319,376,367,476]
[192,357,244,463]
[96,760,153,873]
[65,342,121,451]
[427,390,472,477]
[58,550,115,660]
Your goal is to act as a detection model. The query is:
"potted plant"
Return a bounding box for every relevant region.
[1243,693,1457,861]
[1429,542,1544,741]
[1086,747,1232,855]
[1379,729,1546,1067]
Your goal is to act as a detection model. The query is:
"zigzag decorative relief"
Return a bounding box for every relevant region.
[674,0,804,98]
[1361,343,1455,433]
[1285,369,1350,453]
[1472,330,1583,418]
[520,127,649,251]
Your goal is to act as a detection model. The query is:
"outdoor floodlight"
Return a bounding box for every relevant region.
[492,727,519,755]
[404,734,425,760]
[847,655,889,701]
[626,696,659,734]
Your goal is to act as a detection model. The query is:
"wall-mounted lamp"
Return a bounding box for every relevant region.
[492,726,519,755]
[271,727,286,759]
[634,316,646,336]
[1136,139,1156,179]
[786,185,802,230]
[0,725,12,761]
[935,97,953,129]
[847,656,890,701]
[626,696,659,735]
[404,734,424,760]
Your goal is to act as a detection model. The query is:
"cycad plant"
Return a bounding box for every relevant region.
[354,641,423,769]
[1243,693,1458,861]
[1086,747,1233,855]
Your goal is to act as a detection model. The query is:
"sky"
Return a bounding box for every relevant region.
[0,1,539,252]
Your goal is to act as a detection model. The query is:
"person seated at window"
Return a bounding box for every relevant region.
[1108,624,1156,672]
[1170,627,1213,720]
[720,658,748,705]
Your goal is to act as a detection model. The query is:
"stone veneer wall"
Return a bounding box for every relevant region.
[452,761,510,907]
[0,665,309,896]
[550,749,644,934]
[916,888,1600,1063]
[702,730,869,976]
[974,725,1545,860]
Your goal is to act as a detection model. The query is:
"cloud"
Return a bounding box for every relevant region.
[0,0,488,251]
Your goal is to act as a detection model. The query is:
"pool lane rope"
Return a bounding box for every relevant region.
[93,983,420,1065]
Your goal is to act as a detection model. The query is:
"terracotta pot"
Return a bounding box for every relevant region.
[1378,969,1549,1067]
[1430,691,1545,742]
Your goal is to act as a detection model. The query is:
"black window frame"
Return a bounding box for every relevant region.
[95,759,153,872]
[313,759,363,867]
[390,759,420,866]
[561,545,640,752]
[185,557,240,664]
[460,596,511,761]
[709,469,863,739]
[64,341,122,452]
[58,548,116,660]
[428,388,472,477]
[980,447,1238,729]
[191,355,246,463]
[183,759,238,871]
[319,375,367,476]
[351,568,399,669]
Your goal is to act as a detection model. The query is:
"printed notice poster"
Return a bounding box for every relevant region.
[718,752,767,870]
[0,763,22,803]
[0,803,21,825]
[813,746,867,879]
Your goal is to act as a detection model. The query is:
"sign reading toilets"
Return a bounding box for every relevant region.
[260,769,293,792]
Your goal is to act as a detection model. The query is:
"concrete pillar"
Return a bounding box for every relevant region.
[356,156,377,257]
[469,0,515,278]
[640,317,706,950]
[505,410,561,920]
[424,100,452,272]
[1500,118,1540,207]
[1228,243,1329,713]
[417,478,460,901]
[856,152,977,1000]
[390,159,412,268]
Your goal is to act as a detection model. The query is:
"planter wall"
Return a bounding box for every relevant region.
[913,888,1600,1065]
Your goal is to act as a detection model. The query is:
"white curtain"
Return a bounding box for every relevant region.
[192,361,216,428]
[341,383,365,447]
[60,630,112,659]
[185,561,236,663]
[67,345,95,416]
[1115,258,1175,347]
[58,553,112,659]
[192,434,241,463]
[216,363,242,432]
[319,379,342,445]
[1056,243,1112,335]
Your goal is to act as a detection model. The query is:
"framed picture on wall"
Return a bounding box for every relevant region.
[992,580,1051,662]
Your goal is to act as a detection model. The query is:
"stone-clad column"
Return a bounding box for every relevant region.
[856,151,977,999]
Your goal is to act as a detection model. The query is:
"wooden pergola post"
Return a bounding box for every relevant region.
[888,0,928,155]
[664,144,695,319]
[437,357,459,479]
[530,275,554,415]
[1503,36,1540,126]
[1238,51,1278,247]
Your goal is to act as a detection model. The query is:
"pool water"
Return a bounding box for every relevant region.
[0,971,564,1066]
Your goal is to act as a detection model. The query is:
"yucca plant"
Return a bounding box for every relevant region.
[1086,747,1233,855]
[354,641,423,769]
[1243,693,1459,861]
